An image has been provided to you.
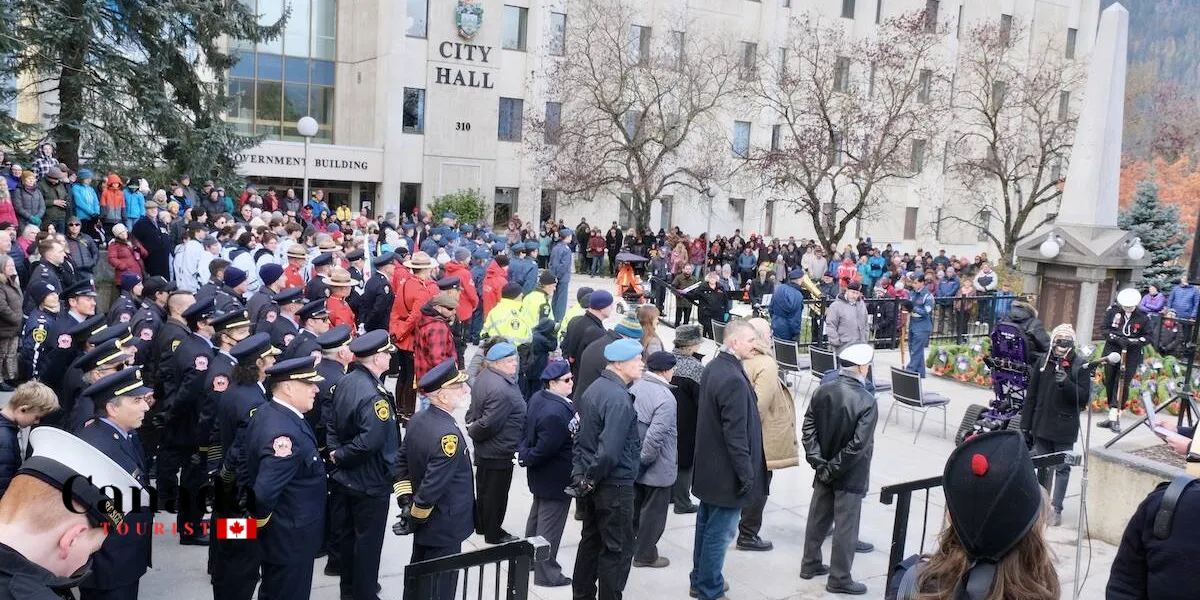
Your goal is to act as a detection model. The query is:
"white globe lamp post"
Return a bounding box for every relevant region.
[296,116,319,208]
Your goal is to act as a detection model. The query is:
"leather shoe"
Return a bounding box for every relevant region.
[855,541,874,554]
[689,582,730,597]
[180,534,209,546]
[536,577,572,587]
[633,556,670,568]
[826,580,868,595]
[484,532,519,544]
[324,564,342,577]
[736,536,773,551]
[799,564,829,579]
[674,503,698,514]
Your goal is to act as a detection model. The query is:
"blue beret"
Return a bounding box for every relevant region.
[588,290,614,309]
[603,339,643,362]
[540,360,571,381]
[486,342,517,361]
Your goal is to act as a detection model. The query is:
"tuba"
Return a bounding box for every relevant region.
[799,273,825,315]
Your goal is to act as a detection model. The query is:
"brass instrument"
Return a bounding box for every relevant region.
[799,273,825,315]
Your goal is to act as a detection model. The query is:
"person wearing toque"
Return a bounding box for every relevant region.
[281,299,330,361]
[214,266,249,314]
[242,356,326,600]
[823,280,869,357]
[466,341,527,545]
[482,282,532,345]
[558,286,593,343]
[575,312,642,409]
[75,368,155,599]
[393,358,473,600]
[570,338,644,599]
[519,360,576,587]
[108,273,143,326]
[327,330,400,600]
[800,342,878,595]
[247,263,286,335]
[562,289,615,382]
[630,351,679,569]
[0,426,144,597]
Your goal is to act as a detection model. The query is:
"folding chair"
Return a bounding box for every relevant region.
[801,346,836,399]
[712,320,727,345]
[883,367,951,443]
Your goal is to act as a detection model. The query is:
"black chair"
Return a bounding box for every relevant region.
[712,321,727,345]
[774,337,811,400]
[802,346,836,399]
[884,367,950,443]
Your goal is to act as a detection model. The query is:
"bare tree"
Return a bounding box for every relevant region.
[529,2,741,228]
[743,10,950,254]
[938,21,1085,262]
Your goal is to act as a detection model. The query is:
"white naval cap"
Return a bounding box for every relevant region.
[1116,288,1141,308]
[838,343,875,367]
[19,427,145,527]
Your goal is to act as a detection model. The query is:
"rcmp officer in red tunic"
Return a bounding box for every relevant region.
[244,356,326,600]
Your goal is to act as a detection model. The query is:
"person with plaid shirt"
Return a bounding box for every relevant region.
[30,143,57,181]
[413,291,459,386]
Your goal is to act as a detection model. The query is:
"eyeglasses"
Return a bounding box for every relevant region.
[68,223,80,227]
[559,376,574,382]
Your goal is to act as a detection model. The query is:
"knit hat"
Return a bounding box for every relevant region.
[223,267,248,288]
[673,324,703,348]
[453,246,471,262]
[501,282,523,299]
[111,223,128,237]
[613,315,643,339]
[1050,324,1075,342]
[259,263,284,287]
[119,273,142,292]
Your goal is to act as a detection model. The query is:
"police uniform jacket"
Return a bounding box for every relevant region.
[0,542,88,600]
[163,332,215,448]
[107,291,138,326]
[328,363,400,496]
[193,280,221,307]
[508,257,537,294]
[20,262,65,315]
[212,383,269,488]
[198,350,236,458]
[346,266,365,312]
[245,400,326,565]
[358,271,393,332]
[56,367,88,432]
[267,314,300,350]
[397,405,475,548]
[245,290,277,335]
[281,329,320,361]
[18,308,55,379]
[36,312,85,391]
[213,285,244,314]
[149,319,189,398]
[127,302,163,366]
[313,360,347,454]
[304,277,328,302]
[77,419,152,589]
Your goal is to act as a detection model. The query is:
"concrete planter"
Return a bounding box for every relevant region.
[1086,444,1181,545]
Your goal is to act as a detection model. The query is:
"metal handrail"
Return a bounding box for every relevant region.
[403,536,550,600]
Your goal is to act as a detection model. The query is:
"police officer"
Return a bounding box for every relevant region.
[38,313,105,430]
[209,333,278,600]
[198,311,251,478]
[76,368,154,600]
[315,324,353,577]
[267,287,304,350]
[128,276,175,366]
[18,284,59,381]
[327,330,402,600]
[215,267,249,313]
[63,338,130,432]
[395,359,475,600]
[143,291,195,470]
[281,298,329,360]
[39,281,100,393]
[345,248,366,314]
[159,297,217,546]
[247,264,286,334]
[359,252,395,332]
[195,258,230,306]
[108,273,142,325]
[306,252,332,300]
[244,356,326,599]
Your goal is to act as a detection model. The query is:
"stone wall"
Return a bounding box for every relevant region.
[1087,445,1181,545]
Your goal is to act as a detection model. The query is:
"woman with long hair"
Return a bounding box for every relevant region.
[636,304,663,358]
[0,255,21,390]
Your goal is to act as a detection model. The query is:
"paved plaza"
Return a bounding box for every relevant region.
[7,274,1157,599]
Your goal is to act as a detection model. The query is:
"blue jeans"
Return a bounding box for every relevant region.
[907,324,930,376]
[590,256,602,276]
[689,502,741,600]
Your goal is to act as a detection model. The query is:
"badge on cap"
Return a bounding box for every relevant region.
[441,434,458,458]
[195,356,209,371]
[374,399,390,421]
[272,436,292,458]
[213,375,229,392]
[57,334,72,349]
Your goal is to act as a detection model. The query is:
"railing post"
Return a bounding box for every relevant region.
[885,490,912,592]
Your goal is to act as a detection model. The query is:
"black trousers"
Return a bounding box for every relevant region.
[335,484,389,600]
[411,542,461,600]
[475,463,514,539]
[324,482,347,572]
[738,471,773,540]
[209,483,262,600]
[801,482,863,587]
[671,466,694,508]
[395,350,417,419]
[80,583,138,600]
[572,484,635,600]
[1104,359,1138,410]
[260,561,314,600]
[452,320,468,368]
[633,484,670,562]
[156,445,206,538]
[673,306,692,328]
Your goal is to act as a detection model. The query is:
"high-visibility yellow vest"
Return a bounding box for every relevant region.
[482,298,532,344]
[522,289,552,330]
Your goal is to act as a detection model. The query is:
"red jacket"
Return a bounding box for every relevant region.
[0,200,16,228]
[482,261,507,317]
[107,238,146,282]
[413,306,457,382]
[443,261,478,322]
[327,295,356,334]
[836,260,858,288]
[389,275,437,352]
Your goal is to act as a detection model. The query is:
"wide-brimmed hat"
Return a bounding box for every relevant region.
[286,245,308,259]
[323,267,360,288]
[403,251,435,270]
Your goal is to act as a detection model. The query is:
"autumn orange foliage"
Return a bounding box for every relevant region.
[1120,157,1200,261]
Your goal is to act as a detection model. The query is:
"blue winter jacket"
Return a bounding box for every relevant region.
[0,413,20,497]
[123,187,146,220]
[737,252,757,273]
[71,182,100,221]
[936,277,961,305]
[769,281,805,341]
[1167,284,1200,319]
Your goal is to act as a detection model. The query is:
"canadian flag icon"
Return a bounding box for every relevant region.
[216,518,257,540]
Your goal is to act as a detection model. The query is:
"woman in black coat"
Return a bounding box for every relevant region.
[669,325,704,513]
[688,273,729,339]
[518,361,576,587]
[1018,324,1091,525]
[131,209,172,279]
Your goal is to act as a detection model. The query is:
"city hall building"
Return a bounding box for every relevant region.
[231,0,1100,252]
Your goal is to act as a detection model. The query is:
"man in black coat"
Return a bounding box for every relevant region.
[132,202,173,279]
[690,320,767,600]
[1107,477,1200,600]
[562,290,613,379]
[518,360,576,587]
[1019,324,1091,526]
[800,343,878,596]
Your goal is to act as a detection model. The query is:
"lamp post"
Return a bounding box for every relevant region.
[296,116,319,208]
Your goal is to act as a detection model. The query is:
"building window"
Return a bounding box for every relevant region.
[741,42,757,78]
[729,198,746,229]
[659,195,674,229]
[833,57,850,92]
[407,0,428,38]
[1066,28,1077,59]
[783,0,791,7]
[770,124,782,151]
[540,189,557,223]
[904,207,918,240]
[732,121,751,158]
[978,209,991,242]
[841,0,855,19]
[918,69,932,103]
[924,0,939,33]
[622,110,640,141]
[992,81,1007,112]
[765,201,776,236]
[548,12,566,56]
[494,187,518,227]
[400,183,421,214]
[911,139,927,172]
[629,25,651,65]
[777,47,789,80]
[503,5,528,51]
[402,88,425,134]
[619,193,635,229]
[544,102,562,144]
[669,31,685,70]
[498,97,524,141]
[1050,155,1064,183]
[1000,14,1013,46]
[1058,91,1070,121]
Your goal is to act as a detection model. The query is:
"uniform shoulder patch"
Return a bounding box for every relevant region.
[139,327,154,341]
[272,436,292,458]
[57,334,72,349]
[373,399,390,421]
[118,312,131,323]
[265,311,277,323]
[383,285,390,294]
[195,355,209,371]
[171,339,181,352]
[32,326,46,345]
[440,434,458,458]
[283,333,295,347]
[213,375,229,392]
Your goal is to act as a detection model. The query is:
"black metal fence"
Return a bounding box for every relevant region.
[402,537,550,600]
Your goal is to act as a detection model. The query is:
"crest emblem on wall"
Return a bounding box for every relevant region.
[456,0,484,39]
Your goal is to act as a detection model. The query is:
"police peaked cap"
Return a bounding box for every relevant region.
[69,315,108,340]
[231,332,280,362]
[265,356,324,384]
[273,287,305,306]
[317,325,352,350]
[85,367,153,405]
[72,339,128,373]
[349,330,396,357]
[346,248,365,261]
[418,359,468,393]
[62,280,98,300]
[87,323,131,347]
[372,252,396,268]
[211,310,251,332]
[298,299,328,321]
[182,297,217,321]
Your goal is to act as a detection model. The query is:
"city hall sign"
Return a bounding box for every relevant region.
[435,0,494,89]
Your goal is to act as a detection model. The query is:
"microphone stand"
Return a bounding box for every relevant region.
[1074,387,1093,600]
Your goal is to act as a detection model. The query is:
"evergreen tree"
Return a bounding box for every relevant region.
[1118,179,1187,291]
[6,0,285,179]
